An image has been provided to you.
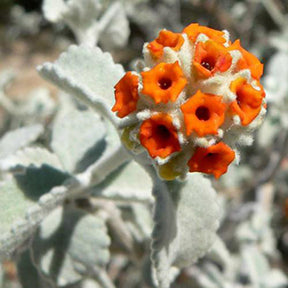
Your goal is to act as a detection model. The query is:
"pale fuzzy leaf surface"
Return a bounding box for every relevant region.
[264,52,288,103]
[89,161,153,202]
[0,178,69,260]
[51,109,106,173]
[17,250,53,288]
[257,114,279,148]
[240,245,288,288]
[0,124,43,159]
[131,203,153,239]
[32,206,110,287]
[236,209,276,258]
[64,0,103,28]
[42,0,67,22]
[38,45,124,125]
[0,147,63,171]
[263,270,288,288]
[100,3,130,49]
[0,177,35,244]
[43,0,102,27]
[206,236,231,269]
[21,88,56,120]
[151,173,221,288]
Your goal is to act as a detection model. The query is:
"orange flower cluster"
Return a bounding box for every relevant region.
[112,23,266,180]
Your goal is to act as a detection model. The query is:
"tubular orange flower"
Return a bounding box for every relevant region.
[230,77,265,126]
[147,30,184,59]
[229,40,263,80]
[112,22,266,180]
[193,40,232,78]
[183,23,226,44]
[112,72,139,118]
[141,61,187,104]
[139,113,181,158]
[181,90,226,137]
[188,142,235,179]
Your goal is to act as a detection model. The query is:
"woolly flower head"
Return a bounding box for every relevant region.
[112,23,266,180]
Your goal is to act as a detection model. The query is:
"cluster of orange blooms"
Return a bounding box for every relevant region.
[112,23,266,180]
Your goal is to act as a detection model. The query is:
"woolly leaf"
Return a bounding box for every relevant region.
[43,0,102,29]
[240,246,288,288]
[38,45,124,125]
[151,173,221,288]
[89,161,153,202]
[0,124,43,159]
[43,0,69,23]
[264,52,288,103]
[31,206,110,287]
[0,147,63,172]
[0,177,36,239]
[99,3,130,49]
[51,109,106,173]
[17,250,52,288]
[0,176,68,260]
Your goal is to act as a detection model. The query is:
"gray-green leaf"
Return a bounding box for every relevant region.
[31,206,110,287]
[151,173,221,288]
[51,109,106,173]
[89,161,153,202]
[38,45,124,125]
[0,124,43,159]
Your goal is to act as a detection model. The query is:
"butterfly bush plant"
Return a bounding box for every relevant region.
[1,1,287,288]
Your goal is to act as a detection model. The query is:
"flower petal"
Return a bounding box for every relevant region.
[188,142,235,178]
[183,23,226,44]
[181,90,226,137]
[141,62,187,104]
[193,40,232,78]
[229,40,263,80]
[230,77,265,126]
[139,113,181,158]
[147,29,184,59]
[112,72,139,118]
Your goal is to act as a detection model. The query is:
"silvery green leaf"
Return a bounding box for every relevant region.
[0,147,63,172]
[43,0,102,29]
[257,114,278,148]
[38,45,124,126]
[42,0,68,22]
[73,118,131,191]
[99,3,130,49]
[0,181,67,261]
[51,109,106,173]
[191,268,220,288]
[0,177,36,239]
[236,209,276,257]
[10,5,42,35]
[17,250,52,288]
[151,173,221,288]
[131,203,153,239]
[89,161,153,202]
[206,236,231,269]
[264,52,288,103]
[20,88,56,120]
[0,124,43,159]
[31,206,110,287]
[262,270,288,288]
[79,279,103,288]
[200,264,228,288]
[0,69,15,89]
[240,245,270,286]
[219,164,252,189]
